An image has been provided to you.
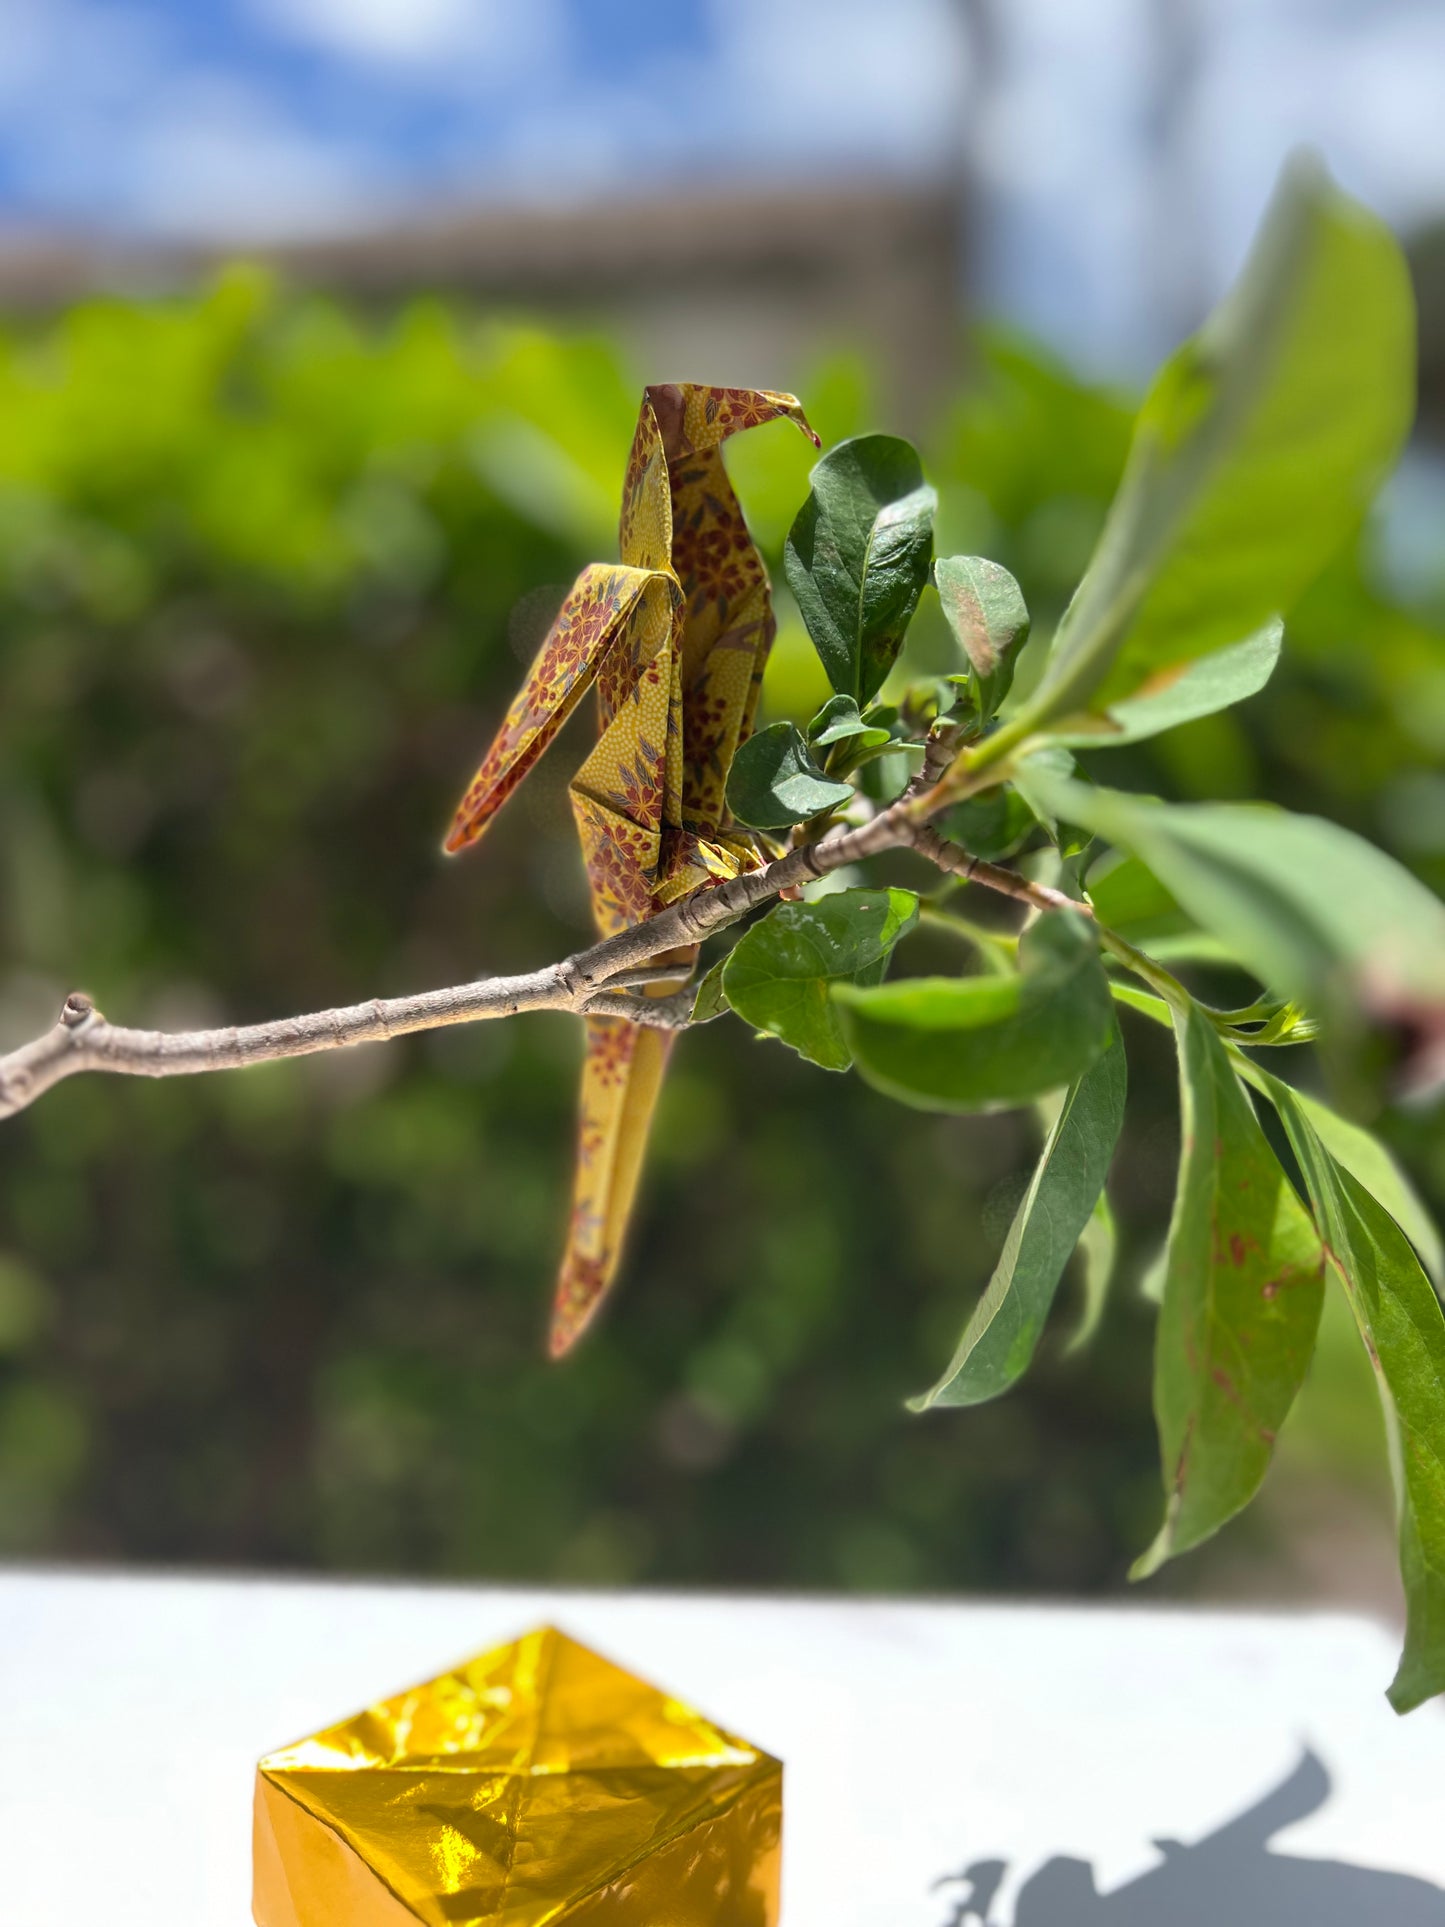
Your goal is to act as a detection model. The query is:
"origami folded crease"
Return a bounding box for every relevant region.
[253,1624,782,1927]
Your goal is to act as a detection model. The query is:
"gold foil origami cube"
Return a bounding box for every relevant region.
[253,1625,782,1926]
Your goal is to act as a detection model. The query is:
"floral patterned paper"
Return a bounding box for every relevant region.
[446,384,817,1353]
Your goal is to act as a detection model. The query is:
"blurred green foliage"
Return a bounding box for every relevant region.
[0,275,1439,1594]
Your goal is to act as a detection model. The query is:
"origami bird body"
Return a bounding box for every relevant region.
[445,384,818,1354]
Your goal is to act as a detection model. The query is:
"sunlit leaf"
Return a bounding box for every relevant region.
[806,694,892,752]
[911,1024,1126,1408]
[1263,1071,1445,1712]
[785,435,936,705]
[1287,1087,1444,1287]
[723,888,919,1070]
[1023,767,1445,1088]
[1043,620,1282,748]
[726,721,853,831]
[1133,996,1324,1577]
[935,554,1030,721]
[1018,157,1414,734]
[834,911,1113,1113]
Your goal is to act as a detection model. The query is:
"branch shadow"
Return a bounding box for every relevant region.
[934,1749,1445,1926]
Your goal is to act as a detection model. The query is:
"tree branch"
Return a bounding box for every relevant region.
[0,794,1090,1122]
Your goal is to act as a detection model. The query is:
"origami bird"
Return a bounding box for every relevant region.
[445,383,818,1355]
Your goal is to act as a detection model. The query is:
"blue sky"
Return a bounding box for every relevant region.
[0,0,1442,373]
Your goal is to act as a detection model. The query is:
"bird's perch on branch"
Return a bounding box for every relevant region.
[0,792,1086,1125]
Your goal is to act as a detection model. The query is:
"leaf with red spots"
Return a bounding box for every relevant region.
[1133,994,1324,1578]
[1261,1069,1445,1713]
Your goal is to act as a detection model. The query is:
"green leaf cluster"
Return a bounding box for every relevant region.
[698,153,1445,1708]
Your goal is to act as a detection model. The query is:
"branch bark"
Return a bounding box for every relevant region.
[0,795,1089,1122]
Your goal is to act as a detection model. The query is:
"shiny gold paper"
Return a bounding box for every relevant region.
[252,1625,782,1926]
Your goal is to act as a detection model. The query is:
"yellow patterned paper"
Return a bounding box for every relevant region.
[253,1625,782,1927]
[446,384,817,1353]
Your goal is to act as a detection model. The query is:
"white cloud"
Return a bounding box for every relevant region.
[710,0,967,170]
[246,0,563,83]
[125,78,392,240]
[452,0,969,202]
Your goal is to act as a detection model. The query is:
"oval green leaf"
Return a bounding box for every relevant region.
[785,434,937,706]
[723,888,920,1070]
[726,721,854,831]
[935,554,1030,722]
[833,910,1113,1113]
[806,694,892,751]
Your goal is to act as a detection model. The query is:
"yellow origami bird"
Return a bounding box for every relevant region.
[445,383,818,1354]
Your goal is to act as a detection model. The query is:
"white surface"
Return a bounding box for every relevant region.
[1,1570,1443,1925]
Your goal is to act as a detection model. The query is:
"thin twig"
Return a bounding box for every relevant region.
[908,823,1093,916]
[580,989,701,1029]
[0,792,1091,1122]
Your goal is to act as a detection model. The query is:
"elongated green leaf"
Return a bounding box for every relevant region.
[785,435,937,705]
[1290,1089,1443,1287]
[1044,621,1282,748]
[1024,767,1445,1085]
[723,888,919,1070]
[1134,996,1324,1577]
[1019,157,1414,733]
[834,911,1113,1113]
[726,721,853,831]
[935,554,1030,721]
[1263,1072,1445,1712]
[1068,1191,1119,1354]
[911,1023,1126,1408]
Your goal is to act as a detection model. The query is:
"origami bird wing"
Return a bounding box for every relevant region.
[569,570,681,936]
[443,561,671,857]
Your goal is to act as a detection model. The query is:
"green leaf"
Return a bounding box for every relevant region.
[1084,850,1191,942]
[934,554,1030,721]
[722,888,919,1070]
[806,694,892,752]
[1007,746,1092,857]
[1288,1088,1444,1287]
[833,910,1114,1113]
[725,721,854,831]
[938,787,1039,862]
[1068,1190,1119,1355]
[785,434,937,705]
[1260,1074,1445,1710]
[1137,1240,1168,1307]
[1023,768,1445,1083]
[1018,157,1415,734]
[691,955,730,1023]
[1044,620,1282,749]
[911,1024,1126,1408]
[1133,997,1324,1577]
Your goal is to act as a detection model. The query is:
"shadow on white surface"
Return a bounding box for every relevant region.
[934,1751,1445,1926]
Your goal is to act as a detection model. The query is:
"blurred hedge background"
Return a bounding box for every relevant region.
[1,274,1442,1605]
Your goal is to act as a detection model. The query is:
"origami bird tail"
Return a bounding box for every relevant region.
[550,1010,676,1357]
